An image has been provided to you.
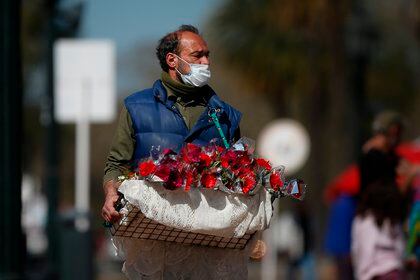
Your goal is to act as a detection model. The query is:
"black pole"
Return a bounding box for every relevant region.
[345,0,376,146]
[44,2,85,277]
[45,0,60,278]
[0,0,24,279]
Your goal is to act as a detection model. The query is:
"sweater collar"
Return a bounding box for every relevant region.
[160,72,210,106]
[152,79,222,112]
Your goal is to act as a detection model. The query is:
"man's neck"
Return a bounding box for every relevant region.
[161,71,209,106]
[168,70,181,83]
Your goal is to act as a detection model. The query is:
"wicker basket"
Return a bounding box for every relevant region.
[109,200,254,250]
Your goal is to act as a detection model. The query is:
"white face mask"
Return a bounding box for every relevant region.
[175,55,211,87]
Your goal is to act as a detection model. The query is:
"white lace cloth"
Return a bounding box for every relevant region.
[112,180,272,279]
[118,179,272,237]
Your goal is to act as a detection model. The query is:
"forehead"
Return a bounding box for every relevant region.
[178,31,208,54]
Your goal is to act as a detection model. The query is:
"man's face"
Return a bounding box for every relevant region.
[175,31,210,75]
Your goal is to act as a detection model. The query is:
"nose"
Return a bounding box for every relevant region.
[200,55,210,65]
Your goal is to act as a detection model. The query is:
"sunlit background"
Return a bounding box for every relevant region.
[2,0,420,279]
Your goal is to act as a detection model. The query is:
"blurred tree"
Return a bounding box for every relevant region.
[208,0,357,170]
[207,0,420,251]
[208,0,355,237]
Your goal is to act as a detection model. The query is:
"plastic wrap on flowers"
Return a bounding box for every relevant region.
[134,137,306,200]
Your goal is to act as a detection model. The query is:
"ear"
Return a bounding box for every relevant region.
[166,53,177,69]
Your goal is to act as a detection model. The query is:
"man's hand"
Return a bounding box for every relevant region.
[102,180,121,223]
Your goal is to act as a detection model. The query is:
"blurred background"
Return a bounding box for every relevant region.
[2,0,420,279]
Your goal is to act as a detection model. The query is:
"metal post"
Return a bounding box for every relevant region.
[0,0,24,279]
[261,199,280,280]
[75,79,91,232]
[45,0,60,277]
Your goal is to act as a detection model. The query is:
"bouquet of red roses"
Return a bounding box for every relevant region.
[136,137,305,200]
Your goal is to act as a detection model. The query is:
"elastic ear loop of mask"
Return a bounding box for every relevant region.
[174,54,191,74]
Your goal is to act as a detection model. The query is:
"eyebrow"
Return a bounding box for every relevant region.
[191,50,210,56]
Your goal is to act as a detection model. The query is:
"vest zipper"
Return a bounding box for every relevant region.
[170,104,189,132]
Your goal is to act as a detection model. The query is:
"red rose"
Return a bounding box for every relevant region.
[270,172,284,191]
[199,153,212,167]
[155,164,171,182]
[236,151,252,166]
[201,173,217,189]
[242,175,256,194]
[184,171,194,191]
[180,143,202,164]
[166,171,184,189]
[221,150,236,168]
[238,167,253,178]
[163,148,175,155]
[138,160,157,177]
[255,158,272,172]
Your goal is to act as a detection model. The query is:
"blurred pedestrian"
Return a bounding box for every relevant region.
[352,111,416,280]
[324,174,357,280]
[351,181,407,280]
[359,111,404,194]
[324,191,356,280]
[324,111,409,279]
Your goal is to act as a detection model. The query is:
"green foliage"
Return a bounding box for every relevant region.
[206,0,420,211]
[209,0,351,101]
[209,0,419,114]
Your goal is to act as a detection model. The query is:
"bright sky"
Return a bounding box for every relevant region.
[79,0,224,94]
[80,0,223,54]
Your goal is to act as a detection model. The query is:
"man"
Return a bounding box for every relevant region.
[102,25,241,223]
[101,25,246,279]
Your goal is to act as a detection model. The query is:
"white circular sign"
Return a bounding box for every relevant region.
[257,119,310,175]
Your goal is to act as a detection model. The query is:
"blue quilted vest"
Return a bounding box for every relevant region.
[124,80,242,165]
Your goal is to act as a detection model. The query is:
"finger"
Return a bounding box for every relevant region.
[105,204,118,215]
[101,207,107,219]
[102,212,110,222]
[102,206,114,221]
[110,209,120,218]
[104,206,120,219]
[109,212,121,223]
[110,212,120,220]
[105,199,118,208]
